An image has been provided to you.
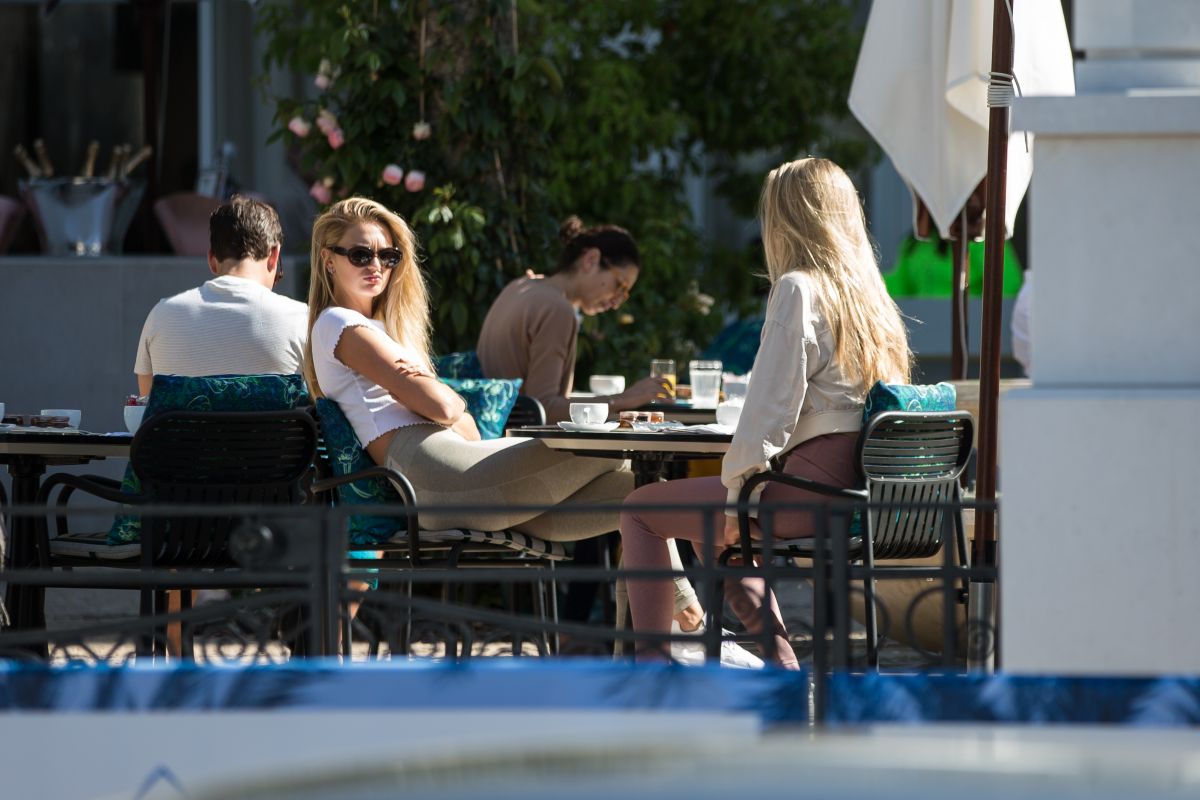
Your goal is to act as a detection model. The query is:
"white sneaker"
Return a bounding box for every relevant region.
[670,621,764,669]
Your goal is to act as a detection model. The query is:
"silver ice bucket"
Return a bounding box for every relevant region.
[19,178,144,256]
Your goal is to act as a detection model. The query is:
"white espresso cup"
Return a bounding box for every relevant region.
[569,402,610,425]
[41,408,82,428]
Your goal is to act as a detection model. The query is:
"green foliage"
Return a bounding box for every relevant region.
[258,0,863,381]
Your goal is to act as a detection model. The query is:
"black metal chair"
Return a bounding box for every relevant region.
[308,409,568,657]
[717,410,974,666]
[504,394,546,430]
[33,409,320,657]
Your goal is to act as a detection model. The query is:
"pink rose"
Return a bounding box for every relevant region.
[381,164,404,186]
[316,109,338,135]
[309,180,332,205]
[314,58,335,90]
[326,128,345,150]
[412,121,432,141]
[404,169,426,192]
[287,116,311,137]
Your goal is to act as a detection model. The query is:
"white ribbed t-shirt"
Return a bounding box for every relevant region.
[311,306,427,447]
[134,275,308,377]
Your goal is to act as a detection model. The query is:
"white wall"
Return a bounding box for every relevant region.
[1002,5,1200,674]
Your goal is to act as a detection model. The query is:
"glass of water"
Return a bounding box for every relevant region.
[688,360,723,408]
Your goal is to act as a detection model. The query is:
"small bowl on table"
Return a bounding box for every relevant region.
[123,404,147,433]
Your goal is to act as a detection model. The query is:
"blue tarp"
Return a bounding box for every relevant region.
[826,672,1200,726]
[0,659,809,723]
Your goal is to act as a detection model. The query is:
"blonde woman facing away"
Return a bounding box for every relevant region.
[304,197,632,541]
[620,158,912,667]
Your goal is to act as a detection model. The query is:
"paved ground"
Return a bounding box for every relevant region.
[40,572,946,668]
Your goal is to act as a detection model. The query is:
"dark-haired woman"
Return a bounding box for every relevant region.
[477,217,761,665]
[476,216,666,424]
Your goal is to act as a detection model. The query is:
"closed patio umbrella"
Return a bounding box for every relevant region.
[848,0,1073,376]
[848,0,1074,667]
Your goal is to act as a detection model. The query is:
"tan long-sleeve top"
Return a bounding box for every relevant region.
[476,277,579,423]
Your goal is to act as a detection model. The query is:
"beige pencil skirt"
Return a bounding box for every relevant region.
[385,424,696,613]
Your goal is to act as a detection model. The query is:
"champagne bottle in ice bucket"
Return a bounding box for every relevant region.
[18,139,146,256]
[12,144,42,179]
[119,145,152,179]
[32,138,54,177]
[79,140,99,179]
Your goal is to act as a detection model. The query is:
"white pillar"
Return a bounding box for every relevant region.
[1002,2,1200,674]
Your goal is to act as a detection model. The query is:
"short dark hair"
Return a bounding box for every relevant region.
[553,215,640,274]
[209,196,282,262]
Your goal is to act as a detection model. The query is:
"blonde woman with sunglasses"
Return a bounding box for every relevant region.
[304,198,634,541]
[620,158,912,668]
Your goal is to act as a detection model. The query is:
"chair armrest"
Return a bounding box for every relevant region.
[37,473,137,506]
[309,465,422,563]
[734,471,867,562]
[33,474,143,564]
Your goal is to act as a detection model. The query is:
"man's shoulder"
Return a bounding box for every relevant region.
[146,284,206,318]
[259,291,309,316]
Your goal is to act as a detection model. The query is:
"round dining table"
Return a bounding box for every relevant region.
[506,425,731,487]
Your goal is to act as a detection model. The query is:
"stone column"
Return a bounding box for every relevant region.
[1002,0,1200,673]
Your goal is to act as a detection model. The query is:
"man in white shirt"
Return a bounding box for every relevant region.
[134,196,308,395]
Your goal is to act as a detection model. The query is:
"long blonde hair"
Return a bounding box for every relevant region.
[303,197,431,398]
[759,158,910,391]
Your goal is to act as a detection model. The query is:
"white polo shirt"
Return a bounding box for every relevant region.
[134,275,309,377]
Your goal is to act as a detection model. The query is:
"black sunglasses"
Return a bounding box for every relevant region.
[329,244,402,269]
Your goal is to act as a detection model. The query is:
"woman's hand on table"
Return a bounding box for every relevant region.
[611,375,672,410]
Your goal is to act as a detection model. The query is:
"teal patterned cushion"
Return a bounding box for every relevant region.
[108,374,313,545]
[434,350,484,379]
[314,398,406,547]
[863,381,956,422]
[440,377,522,440]
[850,381,958,538]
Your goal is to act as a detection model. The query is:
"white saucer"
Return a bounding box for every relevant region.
[0,423,13,431]
[557,421,620,433]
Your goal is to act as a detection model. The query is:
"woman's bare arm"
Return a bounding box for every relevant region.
[334,325,466,425]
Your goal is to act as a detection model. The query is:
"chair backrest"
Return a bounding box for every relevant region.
[505,394,546,430]
[857,411,974,559]
[131,409,318,565]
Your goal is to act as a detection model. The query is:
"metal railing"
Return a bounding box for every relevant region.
[0,496,997,720]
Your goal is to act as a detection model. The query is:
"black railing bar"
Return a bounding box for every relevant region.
[846,565,997,581]
[699,508,722,660]
[6,497,996,518]
[335,564,826,584]
[0,571,311,588]
[0,563,992,585]
[941,506,959,669]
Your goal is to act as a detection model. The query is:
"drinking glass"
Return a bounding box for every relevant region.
[688,360,723,409]
[649,358,676,400]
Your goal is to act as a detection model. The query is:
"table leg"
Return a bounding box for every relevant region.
[632,456,667,488]
[4,456,48,642]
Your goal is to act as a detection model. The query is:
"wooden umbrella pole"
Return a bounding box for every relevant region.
[950,228,970,380]
[973,0,1014,567]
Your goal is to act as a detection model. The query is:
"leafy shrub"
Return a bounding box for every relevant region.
[260,0,862,380]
